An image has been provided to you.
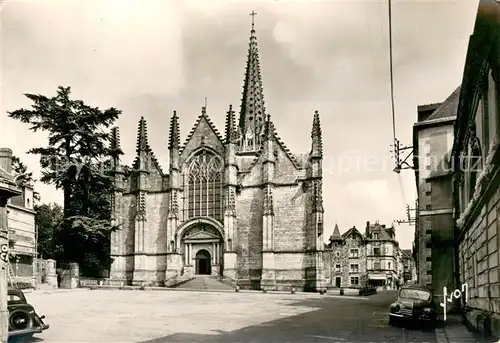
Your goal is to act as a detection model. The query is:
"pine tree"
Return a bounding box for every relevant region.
[9,86,122,275]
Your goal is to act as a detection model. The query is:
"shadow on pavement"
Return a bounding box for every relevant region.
[136,291,431,343]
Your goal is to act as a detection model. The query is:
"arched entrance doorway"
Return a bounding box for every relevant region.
[195,249,211,275]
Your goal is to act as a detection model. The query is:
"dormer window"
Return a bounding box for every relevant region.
[373,233,379,239]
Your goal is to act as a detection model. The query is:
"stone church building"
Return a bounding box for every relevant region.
[108,20,326,291]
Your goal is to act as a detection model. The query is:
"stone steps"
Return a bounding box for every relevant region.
[176,275,234,290]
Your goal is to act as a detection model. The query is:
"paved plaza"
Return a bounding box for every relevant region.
[21,289,444,343]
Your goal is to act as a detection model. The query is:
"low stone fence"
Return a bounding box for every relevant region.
[326,287,377,296]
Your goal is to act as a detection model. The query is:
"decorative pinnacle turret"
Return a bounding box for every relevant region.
[225,105,237,144]
[110,127,123,157]
[311,110,323,156]
[239,11,266,138]
[136,116,150,153]
[169,111,180,150]
[263,114,274,141]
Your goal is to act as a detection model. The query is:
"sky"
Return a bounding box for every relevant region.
[0,0,479,249]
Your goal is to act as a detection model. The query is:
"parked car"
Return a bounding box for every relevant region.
[7,287,49,341]
[388,284,437,326]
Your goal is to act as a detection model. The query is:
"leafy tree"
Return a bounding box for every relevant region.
[34,203,64,259]
[8,86,122,275]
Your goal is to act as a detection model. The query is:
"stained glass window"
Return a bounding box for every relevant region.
[184,151,223,222]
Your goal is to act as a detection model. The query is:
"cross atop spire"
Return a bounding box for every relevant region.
[238,11,266,151]
[250,10,257,31]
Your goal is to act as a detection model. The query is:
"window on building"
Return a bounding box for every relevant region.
[335,264,341,272]
[336,251,340,257]
[488,68,499,139]
[185,151,223,221]
[426,257,431,262]
[373,233,379,239]
[349,249,359,258]
[373,247,380,256]
[388,262,391,269]
[374,261,380,270]
[350,277,359,286]
[426,270,432,275]
[482,76,490,156]
[426,204,432,210]
[425,243,432,249]
[350,264,359,272]
[426,229,432,234]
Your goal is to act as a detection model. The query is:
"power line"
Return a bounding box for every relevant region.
[388,0,396,142]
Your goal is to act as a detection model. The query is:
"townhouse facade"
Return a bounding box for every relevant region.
[324,222,403,289]
[401,249,417,284]
[0,148,37,287]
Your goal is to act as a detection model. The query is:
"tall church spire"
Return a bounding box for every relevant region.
[238,11,266,149]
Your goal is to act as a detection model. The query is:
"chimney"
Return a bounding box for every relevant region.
[366,221,370,236]
[0,148,13,174]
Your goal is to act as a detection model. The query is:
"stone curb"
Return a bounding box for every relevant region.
[81,285,370,299]
[26,288,90,295]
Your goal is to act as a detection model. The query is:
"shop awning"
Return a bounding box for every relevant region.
[368,274,387,280]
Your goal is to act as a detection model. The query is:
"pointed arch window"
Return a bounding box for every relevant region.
[184,151,223,221]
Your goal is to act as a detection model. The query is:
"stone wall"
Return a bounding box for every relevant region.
[460,185,500,337]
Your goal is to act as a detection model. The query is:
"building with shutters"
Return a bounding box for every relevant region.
[108,18,326,291]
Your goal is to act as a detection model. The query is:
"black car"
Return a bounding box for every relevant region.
[7,287,49,340]
[389,285,437,326]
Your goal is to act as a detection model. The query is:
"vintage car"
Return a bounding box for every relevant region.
[7,287,49,340]
[389,284,437,326]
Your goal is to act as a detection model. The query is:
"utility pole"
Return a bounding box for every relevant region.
[390,138,414,174]
[395,200,417,225]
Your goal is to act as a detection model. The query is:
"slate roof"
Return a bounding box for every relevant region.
[330,223,342,241]
[342,226,363,239]
[425,86,460,121]
[401,249,412,258]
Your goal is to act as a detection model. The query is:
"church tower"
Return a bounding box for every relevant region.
[109,12,326,291]
[238,11,266,153]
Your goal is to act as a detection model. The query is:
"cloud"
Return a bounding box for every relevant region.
[0,0,480,249]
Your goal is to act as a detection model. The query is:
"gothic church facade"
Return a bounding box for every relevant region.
[109,20,325,291]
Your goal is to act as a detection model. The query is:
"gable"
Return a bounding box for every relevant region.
[242,135,302,185]
[180,115,225,163]
[184,230,220,241]
[343,227,362,239]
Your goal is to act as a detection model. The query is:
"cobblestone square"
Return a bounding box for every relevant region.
[25,290,324,342]
[22,289,442,343]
